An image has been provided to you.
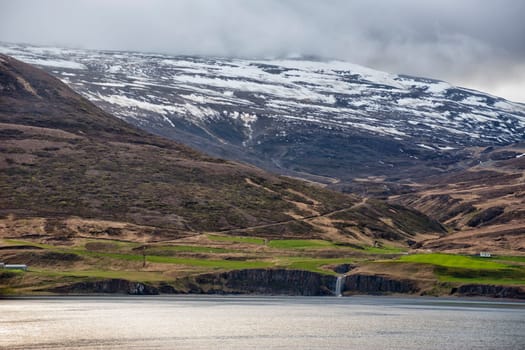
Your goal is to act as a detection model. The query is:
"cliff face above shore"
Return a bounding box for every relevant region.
[39,269,525,299]
[190,269,336,296]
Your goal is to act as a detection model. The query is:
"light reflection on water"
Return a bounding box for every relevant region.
[0,296,524,349]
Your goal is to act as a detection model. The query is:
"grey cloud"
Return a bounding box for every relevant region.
[0,0,523,102]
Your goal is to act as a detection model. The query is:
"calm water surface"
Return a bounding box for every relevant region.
[0,296,524,349]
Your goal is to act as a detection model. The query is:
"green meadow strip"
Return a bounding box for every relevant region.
[275,257,353,275]
[29,268,166,282]
[397,253,510,270]
[361,245,407,254]
[206,234,266,245]
[145,255,271,269]
[268,239,336,249]
[4,239,55,249]
[146,245,234,254]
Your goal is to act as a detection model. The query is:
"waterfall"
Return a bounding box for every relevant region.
[335,275,345,297]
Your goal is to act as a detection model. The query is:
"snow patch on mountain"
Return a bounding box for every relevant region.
[1,42,524,149]
[96,94,182,116]
[21,57,86,70]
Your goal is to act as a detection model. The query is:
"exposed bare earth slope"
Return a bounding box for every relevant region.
[392,145,525,253]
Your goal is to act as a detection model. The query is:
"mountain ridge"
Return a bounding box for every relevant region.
[2,42,523,184]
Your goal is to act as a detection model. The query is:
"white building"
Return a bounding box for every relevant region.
[1,263,27,270]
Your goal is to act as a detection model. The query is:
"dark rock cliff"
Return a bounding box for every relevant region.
[186,270,419,296]
[49,279,159,295]
[189,269,337,296]
[343,274,419,295]
[453,284,525,299]
[41,271,524,299]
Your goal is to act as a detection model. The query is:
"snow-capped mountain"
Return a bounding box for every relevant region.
[2,42,524,182]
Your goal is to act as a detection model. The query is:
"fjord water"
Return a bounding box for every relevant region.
[1,296,524,349]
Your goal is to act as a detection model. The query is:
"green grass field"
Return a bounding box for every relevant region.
[30,268,167,282]
[275,257,353,274]
[436,273,525,286]
[2,239,525,294]
[396,253,525,286]
[488,255,525,264]
[146,245,234,254]
[268,239,337,250]
[206,234,266,245]
[398,253,510,270]
[361,245,407,254]
[4,239,55,250]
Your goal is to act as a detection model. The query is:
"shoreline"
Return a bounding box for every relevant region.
[3,292,525,304]
[3,267,525,300]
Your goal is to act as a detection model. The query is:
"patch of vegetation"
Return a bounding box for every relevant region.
[268,239,337,250]
[71,250,143,262]
[146,245,233,255]
[275,257,354,275]
[398,253,510,270]
[393,253,525,286]
[84,239,141,251]
[19,243,271,270]
[435,266,525,286]
[487,255,525,264]
[6,236,524,295]
[4,239,55,249]
[361,245,407,254]
[207,234,266,245]
[30,268,166,282]
[145,256,271,270]
[0,270,25,295]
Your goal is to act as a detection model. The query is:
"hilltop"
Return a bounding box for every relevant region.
[1,42,523,185]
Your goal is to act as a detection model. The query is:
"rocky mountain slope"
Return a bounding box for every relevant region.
[0,54,443,245]
[2,42,524,184]
[391,144,525,253]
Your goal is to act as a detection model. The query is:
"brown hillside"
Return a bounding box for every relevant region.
[392,145,525,253]
[0,54,443,244]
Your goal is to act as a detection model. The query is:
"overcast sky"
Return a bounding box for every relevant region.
[1,0,524,102]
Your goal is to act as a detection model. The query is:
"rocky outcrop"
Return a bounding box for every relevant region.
[332,264,355,274]
[166,270,419,296]
[189,269,337,296]
[343,274,419,294]
[467,207,505,227]
[49,279,159,295]
[453,284,525,299]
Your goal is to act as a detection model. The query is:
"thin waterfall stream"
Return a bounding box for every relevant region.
[335,275,345,297]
